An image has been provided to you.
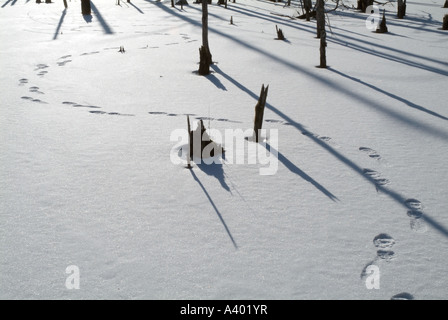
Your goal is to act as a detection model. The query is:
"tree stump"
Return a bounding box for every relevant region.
[186,116,193,168]
[304,0,312,21]
[36,0,41,3]
[198,46,211,76]
[81,0,91,15]
[275,25,285,40]
[63,0,67,8]
[189,119,222,160]
[397,0,406,19]
[316,0,325,38]
[319,30,327,68]
[443,14,448,30]
[253,85,269,143]
[444,0,448,8]
[376,10,388,33]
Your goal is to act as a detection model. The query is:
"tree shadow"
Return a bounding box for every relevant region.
[1,0,13,8]
[196,161,231,192]
[265,143,339,202]
[189,169,238,249]
[204,72,227,91]
[53,9,67,40]
[129,1,145,14]
[328,67,448,121]
[83,14,93,23]
[91,1,114,34]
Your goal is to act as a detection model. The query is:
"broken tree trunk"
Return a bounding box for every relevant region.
[63,0,67,8]
[253,85,269,143]
[397,0,406,19]
[376,10,388,33]
[319,30,327,68]
[275,25,285,40]
[198,0,212,75]
[316,0,325,38]
[198,46,211,75]
[189,119,221,160]
[443,14,448,30]
[186,116,193,168]
[304,0,312,21]
[444,0,448,8]
[81,0,91,15]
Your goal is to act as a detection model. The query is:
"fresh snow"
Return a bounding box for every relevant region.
[0,0,447,300]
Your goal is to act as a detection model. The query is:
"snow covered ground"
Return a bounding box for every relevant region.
[0,0,447,300]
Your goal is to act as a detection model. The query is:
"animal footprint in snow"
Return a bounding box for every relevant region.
[404,199,427,233]
[373,233,396,261]
[391,292,414,300]
[29,86,44,94]
[362,168,390,191]
[57,60,72,67]
[19,78,29,86]
[359,147,381,160]
[361,233,396,280]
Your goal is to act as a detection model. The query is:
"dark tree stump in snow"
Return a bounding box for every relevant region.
[443,14,448,30]
[397,0,406,19]
[189,119,222,160]
[36,0,41,3]
[316,0,325,38]
[198,46,212,76]
[253,84,269,143]
[444,0,448,8]
[304,0,312,21]
[81,0,91,15]
[275,25,285,40]
[45,0,51,3]
[63,0,67,8]
[376,10,388,33]
[319,30,327,68]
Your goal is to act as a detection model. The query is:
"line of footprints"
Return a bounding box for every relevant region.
[359,146,428,300]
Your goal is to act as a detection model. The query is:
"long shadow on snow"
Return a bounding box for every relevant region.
[265,143,339,202]
[197,161,231,192]
[91,1,114,34]
[129,1,145,14]
[189,169,238,249]
[148,1,448,239]
[328,67,448,121]
[53,9,67,40]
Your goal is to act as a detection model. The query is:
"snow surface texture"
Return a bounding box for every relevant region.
[1,0,447,300]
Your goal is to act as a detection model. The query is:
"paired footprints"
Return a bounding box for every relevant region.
[360,147,427,233]
[361,233,396,280]
[361,233,414,299]
[362,168,390,191]
[148,111,242,123]
[62,101,134,117]
[57,55,72,67]
[404,198,427,233]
